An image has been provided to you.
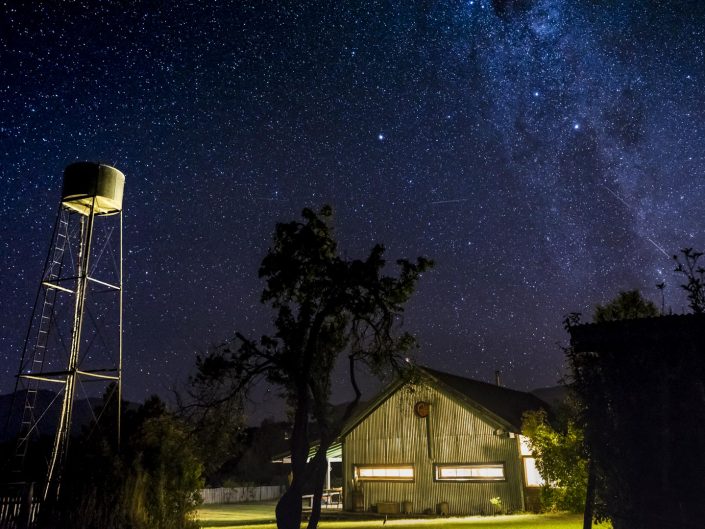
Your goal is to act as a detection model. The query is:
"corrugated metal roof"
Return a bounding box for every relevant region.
[340,366,551,436]
[419,367,552,432]
[274,365,553,462]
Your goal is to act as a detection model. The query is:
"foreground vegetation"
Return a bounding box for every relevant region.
[41,394,203,529]
[197,503,607,529]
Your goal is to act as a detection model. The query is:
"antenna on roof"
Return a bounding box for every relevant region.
[495,370,501,387]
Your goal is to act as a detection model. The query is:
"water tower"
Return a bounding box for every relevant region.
[9,162,125,502]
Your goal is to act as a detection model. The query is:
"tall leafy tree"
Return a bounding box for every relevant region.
[593,289,658,322]
[522,405,588,513]
[526,291,658,525]
[566,289,660,529]
[191,206,432,529]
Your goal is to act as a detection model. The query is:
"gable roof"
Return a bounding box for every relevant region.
[274,365,554,463]
[420,366,551,432]
[340,365,551,436]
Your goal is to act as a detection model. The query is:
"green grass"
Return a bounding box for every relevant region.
[198,502,277,525]
[197,503,609,529]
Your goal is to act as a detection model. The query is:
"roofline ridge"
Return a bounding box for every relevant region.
[417,365,536,397]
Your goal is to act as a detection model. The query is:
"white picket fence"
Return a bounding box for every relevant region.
[200,485,286,505]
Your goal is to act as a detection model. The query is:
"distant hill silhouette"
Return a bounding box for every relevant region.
[530,385,570,410]
[0,389,127,443]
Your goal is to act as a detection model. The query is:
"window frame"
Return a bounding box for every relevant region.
[522,456,545,488]
[433,463,507,482]
[353,464,415,482]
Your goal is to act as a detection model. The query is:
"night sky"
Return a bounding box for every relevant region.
[2,1,704,417]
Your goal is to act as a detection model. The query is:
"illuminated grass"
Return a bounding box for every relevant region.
[197,503,610,529]
[197,501,277,525]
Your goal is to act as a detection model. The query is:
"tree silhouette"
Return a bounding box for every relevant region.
[564,289,657,528]
[593,289,658,322]
[191,206,432,529]
[673,247,705,314]
[568,289,705,529]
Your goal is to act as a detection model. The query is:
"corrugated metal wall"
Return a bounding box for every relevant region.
[343,383,525,515]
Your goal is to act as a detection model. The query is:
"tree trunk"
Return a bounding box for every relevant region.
[583,458,596,529]
[306,451,329,529]
[276,488,303,529]
[276,385,310,529]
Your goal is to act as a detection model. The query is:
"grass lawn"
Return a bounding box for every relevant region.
[198,502,277,525]
[197,503,608,529]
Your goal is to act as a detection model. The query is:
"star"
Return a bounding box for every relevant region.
[0,1,702,417]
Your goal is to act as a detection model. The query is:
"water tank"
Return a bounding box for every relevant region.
[61,162,125,215]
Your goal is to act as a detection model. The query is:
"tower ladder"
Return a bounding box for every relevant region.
[11,211,71,476]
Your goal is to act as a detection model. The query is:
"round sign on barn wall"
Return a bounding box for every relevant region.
[414,401,430,418]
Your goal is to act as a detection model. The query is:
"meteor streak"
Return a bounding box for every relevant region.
[429,198,471,205]
[601,184,671,260]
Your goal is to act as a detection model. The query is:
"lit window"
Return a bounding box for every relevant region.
[519,435,533,456]
[435,464,505,481]
[523,457,544,487]
[355,465,414,481]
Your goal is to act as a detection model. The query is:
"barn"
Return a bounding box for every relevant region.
[336,366,549,515]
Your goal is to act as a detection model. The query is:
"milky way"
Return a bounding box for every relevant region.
[2,1,704,414]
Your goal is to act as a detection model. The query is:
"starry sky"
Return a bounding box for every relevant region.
[2,1,704,416]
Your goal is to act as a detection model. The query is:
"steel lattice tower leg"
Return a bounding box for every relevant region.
[6,163,125,508]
